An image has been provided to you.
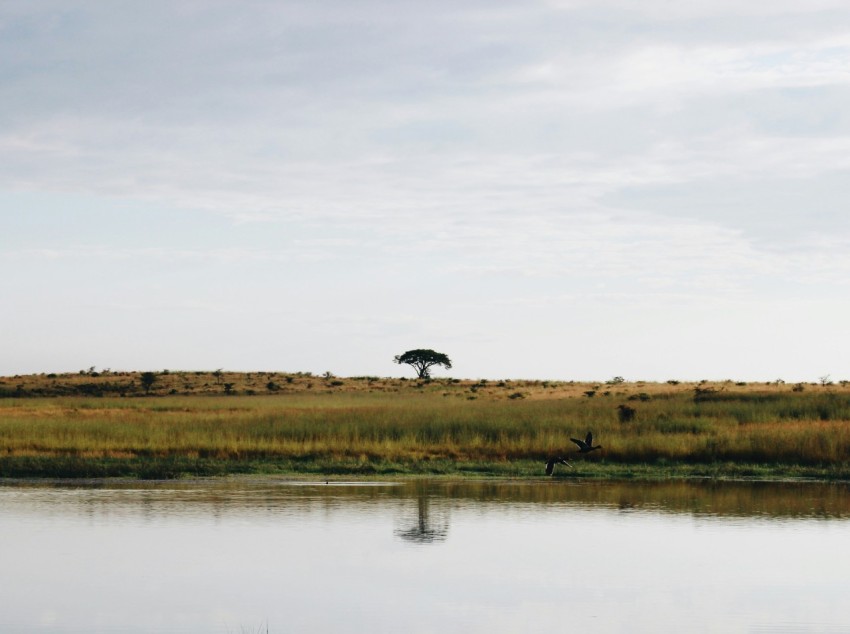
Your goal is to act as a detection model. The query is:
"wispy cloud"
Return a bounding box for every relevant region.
[2,1,849,378]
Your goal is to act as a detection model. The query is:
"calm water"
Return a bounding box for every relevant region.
[1,478,849,634]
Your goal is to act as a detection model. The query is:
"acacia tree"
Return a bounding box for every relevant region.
[393,349,452,379]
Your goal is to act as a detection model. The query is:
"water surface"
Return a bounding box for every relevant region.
[1,478,849,633]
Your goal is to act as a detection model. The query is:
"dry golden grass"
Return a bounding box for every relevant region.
[1,372,848,478]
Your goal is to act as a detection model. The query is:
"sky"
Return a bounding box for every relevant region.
[2,0,850,382]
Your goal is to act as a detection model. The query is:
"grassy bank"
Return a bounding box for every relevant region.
[1,373,848,479]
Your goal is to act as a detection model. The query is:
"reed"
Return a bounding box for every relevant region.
[0,377,848,479]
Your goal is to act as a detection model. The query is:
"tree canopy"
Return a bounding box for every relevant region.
[393,349,452,379]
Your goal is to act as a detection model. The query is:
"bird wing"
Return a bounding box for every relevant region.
[585,431,594,446]
[570,437,584,449]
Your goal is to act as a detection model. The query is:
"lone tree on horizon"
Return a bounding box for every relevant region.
[394,349,452,379]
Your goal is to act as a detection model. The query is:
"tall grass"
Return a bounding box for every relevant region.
[0,386,848,478]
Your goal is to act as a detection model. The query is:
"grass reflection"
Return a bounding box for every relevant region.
[425,480,850,519]
[4,478,849,521]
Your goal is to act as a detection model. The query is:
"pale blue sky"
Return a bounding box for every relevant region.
[2,0,849,381]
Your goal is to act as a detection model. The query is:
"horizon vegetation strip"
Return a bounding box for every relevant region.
[1,387,849,479]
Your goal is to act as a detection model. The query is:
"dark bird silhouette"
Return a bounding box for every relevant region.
[570,431,602,453]
[545,456,572,475]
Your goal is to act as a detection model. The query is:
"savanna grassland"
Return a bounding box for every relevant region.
[1,370,849,480]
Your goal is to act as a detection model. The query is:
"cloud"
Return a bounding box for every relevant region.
[3,1,850,378]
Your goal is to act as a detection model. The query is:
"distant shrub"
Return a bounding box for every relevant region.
[693,387,719,402]
[140,372,157,394]
[508,392,525,400]
[329,380,344,387]
[583,390,596,398]
[617,404,636,422]
[667,380,680,385]
[792,383,805,392]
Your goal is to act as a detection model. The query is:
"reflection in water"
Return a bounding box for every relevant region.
[6,477,849,520]
[393,482,449,544]
[1,478,849,634]
[412,479,850,519]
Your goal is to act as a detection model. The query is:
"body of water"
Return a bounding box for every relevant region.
[1,478,849,633]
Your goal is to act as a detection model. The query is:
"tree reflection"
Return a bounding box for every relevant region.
[393,486,448,544]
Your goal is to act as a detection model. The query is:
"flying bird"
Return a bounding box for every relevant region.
[545,456,572,475]
[570,431,602,453]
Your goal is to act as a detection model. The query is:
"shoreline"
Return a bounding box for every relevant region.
[2,456,848,482]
